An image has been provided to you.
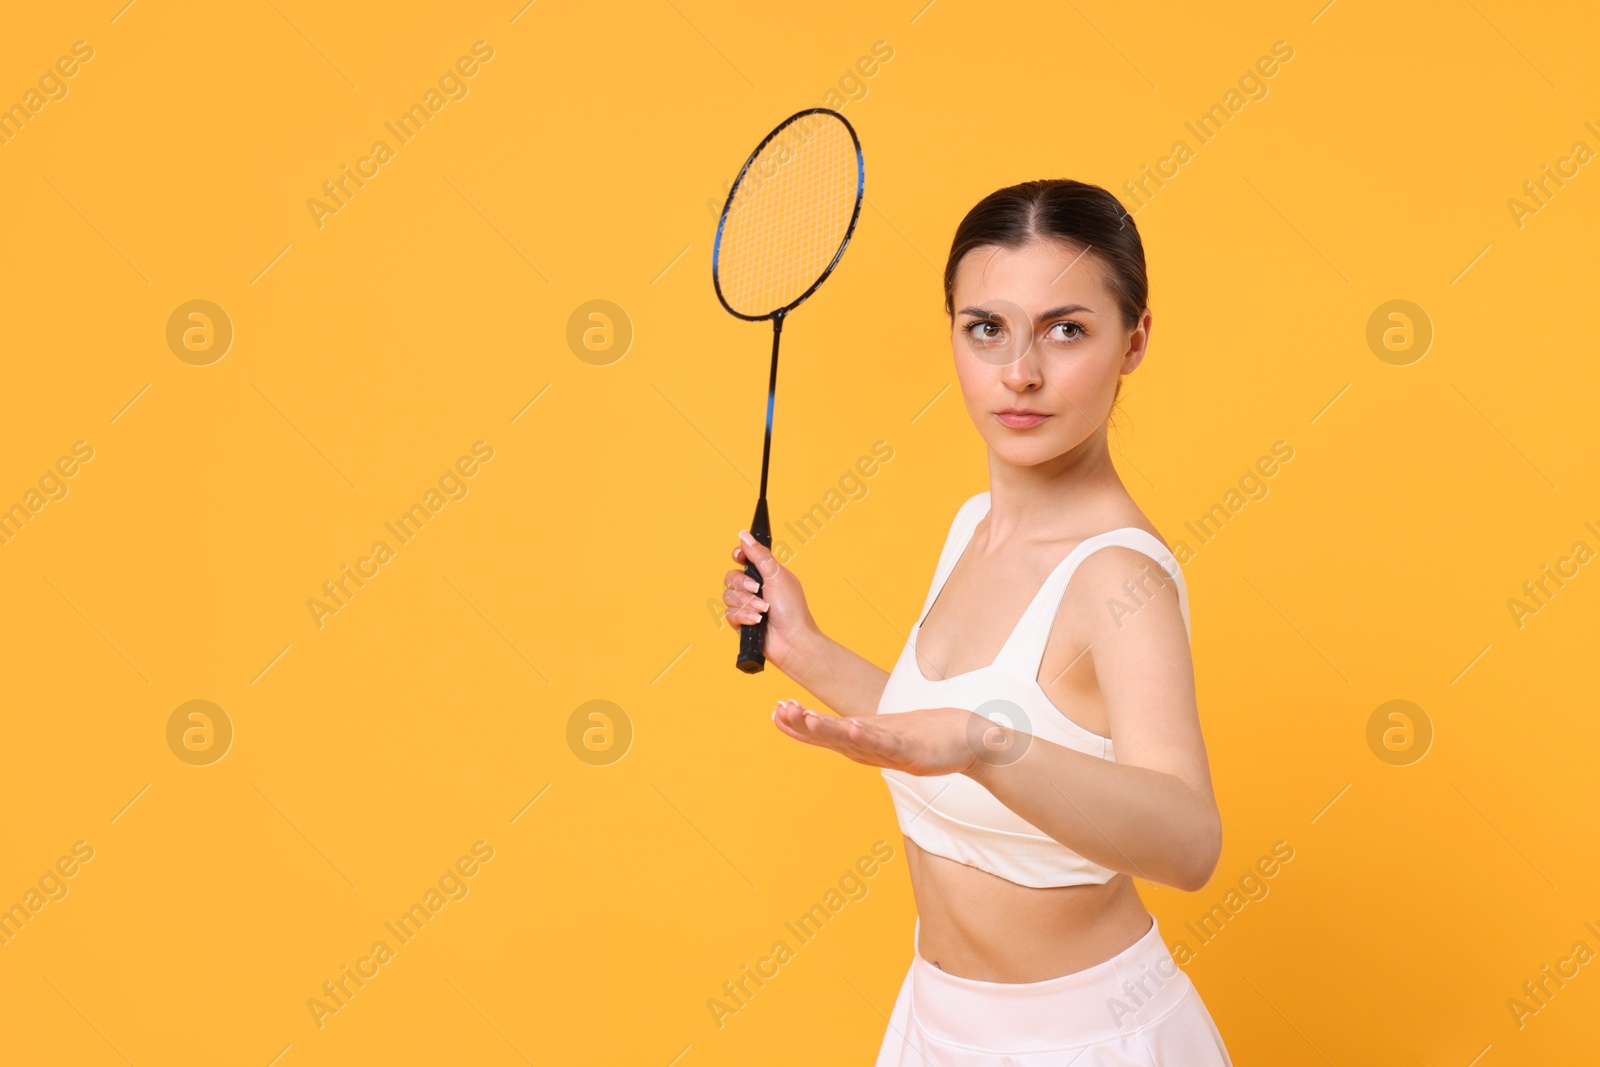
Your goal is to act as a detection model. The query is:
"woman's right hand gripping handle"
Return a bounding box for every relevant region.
[724,530,819,676]
[722,531,892,717]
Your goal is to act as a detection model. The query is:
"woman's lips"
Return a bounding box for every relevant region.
[995,410,1051,429]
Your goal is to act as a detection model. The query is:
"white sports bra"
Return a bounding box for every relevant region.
[877,492,1190,889]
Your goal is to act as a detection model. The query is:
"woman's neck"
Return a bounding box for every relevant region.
[983,432,1123,546]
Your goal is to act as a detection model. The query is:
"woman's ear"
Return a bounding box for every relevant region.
[1121,307,1153,374]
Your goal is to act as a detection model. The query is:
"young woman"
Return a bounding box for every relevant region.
[720,180,1231,1065]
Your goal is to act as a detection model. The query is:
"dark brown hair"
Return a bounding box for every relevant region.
[942,179,1148,330]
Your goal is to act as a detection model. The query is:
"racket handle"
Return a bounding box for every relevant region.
[736,498,773,674]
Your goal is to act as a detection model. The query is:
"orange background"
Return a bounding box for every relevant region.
[1,1,1597,1064]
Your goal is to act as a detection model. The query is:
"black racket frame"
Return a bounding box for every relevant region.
[711,107,864,673]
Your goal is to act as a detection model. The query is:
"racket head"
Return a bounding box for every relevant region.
[712,108,865,322]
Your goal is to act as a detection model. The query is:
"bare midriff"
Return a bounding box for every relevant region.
[905,837,1154,983]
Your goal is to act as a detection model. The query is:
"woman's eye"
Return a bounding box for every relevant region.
[1046,321,1085,342]
[966,321,1006,343]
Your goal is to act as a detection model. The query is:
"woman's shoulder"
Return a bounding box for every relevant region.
[954,490,990,521]
[1114,516,1176,557]
[944,490,991,539]
[925,491,989,562]
[1082,516,1182,572]
[1061,503,1186,594]
[1080,497,1172,556]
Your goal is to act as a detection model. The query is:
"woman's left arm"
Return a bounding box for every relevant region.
[771,547,1222,892]
[973,546,1221,891]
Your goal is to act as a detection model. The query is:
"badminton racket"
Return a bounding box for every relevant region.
[712,107,865,673]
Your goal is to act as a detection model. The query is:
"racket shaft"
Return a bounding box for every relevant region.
[738,318,783,674]
[757,313,783,498]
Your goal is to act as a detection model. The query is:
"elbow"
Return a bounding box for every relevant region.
[1173,804,1223,893]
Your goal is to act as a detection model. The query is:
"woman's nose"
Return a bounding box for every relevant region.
[1000,336,1042,389]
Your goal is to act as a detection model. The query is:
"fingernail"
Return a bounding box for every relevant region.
[753,598,769,612]
[744,578,759,592]
[738,530,754,546]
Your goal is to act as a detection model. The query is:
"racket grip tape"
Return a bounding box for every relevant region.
[736,498,773,674]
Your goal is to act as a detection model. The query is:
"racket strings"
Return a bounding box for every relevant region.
[717,115,860,317]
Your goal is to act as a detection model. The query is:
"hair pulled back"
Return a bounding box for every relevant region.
[943,179,1147,331]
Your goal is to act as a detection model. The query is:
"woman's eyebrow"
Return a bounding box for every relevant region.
[955,304,1098,320]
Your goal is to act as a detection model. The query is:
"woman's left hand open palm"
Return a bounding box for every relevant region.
[771,700,986,777]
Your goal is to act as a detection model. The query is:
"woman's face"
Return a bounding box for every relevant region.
[949,239,1150,468]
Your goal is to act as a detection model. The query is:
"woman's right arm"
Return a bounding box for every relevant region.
[723,530,889,718]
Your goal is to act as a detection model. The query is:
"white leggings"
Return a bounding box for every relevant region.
[874,916,1232,1066]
